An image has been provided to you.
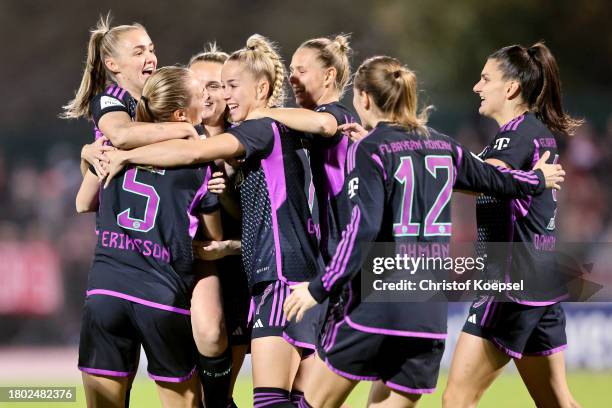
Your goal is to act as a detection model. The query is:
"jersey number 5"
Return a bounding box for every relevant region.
[117,168,160,232]
[393,155,453,237]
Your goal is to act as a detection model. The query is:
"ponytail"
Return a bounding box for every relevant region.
[60,13,146,120]
[354,56,431,134]
[229,34,286,108]
[489,42,583,135]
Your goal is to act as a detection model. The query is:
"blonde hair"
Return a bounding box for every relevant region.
[136,66,193,123]
[299,34,352,97]
[61,13,146,120]
[228,34,285,108]
[188,42,229,66]
[354,56,431,133]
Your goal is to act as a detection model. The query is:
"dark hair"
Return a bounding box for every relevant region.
[354,56,431,133]
[489,42,582,135]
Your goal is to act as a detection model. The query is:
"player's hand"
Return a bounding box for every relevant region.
[102,150,129,189]
[338,122,368,142]
[208,172,227,195]
[284,282,317,322]
[193,240,228,261]
[81,137,115,180]
[245,107,270,121]
[533,150,565,190]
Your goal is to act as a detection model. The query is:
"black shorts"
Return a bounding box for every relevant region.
[250,280,326,352]
[218,256,251,346]
[317,317,444,394]
[78,294,198,382]
[462,296,567,358]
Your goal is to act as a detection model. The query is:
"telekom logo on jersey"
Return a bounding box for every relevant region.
[494,137,510,150]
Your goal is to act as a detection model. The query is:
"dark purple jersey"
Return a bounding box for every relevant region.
[91,84,138,141]
[477,113,563,304]
[310,102,357,262]
[88,163,219,312]
[226,118,324,288]
[308,122,547,336]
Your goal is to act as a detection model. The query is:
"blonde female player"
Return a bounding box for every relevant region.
[76,66,222,408]
[101,35,326,407]
[187,45,249,408]
[246,34,355,404]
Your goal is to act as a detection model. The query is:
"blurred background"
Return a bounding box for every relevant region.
[0,0,611,406]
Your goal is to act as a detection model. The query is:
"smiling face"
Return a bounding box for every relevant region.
[181,72,207,125]
[105,28,157,95]
[190,60,226,123]
[222,60,267,122]
[473,58,513,122]
[289,47,328,109]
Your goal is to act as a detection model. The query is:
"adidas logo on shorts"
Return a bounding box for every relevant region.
[468,314,477,324]
[232,327,243,336]
[253,319,264,328]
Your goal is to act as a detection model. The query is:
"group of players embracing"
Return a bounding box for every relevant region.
[63,12,581,408]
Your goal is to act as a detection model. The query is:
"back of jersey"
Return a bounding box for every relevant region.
[89,164,217,310]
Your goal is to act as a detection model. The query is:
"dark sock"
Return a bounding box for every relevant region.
[253,387,294,407]
[290,390,304,405]
[226,398,238,408]
[298,398,314,408]
[198,347,233,408]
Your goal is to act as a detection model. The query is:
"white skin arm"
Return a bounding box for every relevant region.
[75,171,100,213]
[102,134,245,188]
[98,111,199,150]
[248,107,339,137]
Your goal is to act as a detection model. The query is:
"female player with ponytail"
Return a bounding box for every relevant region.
[75,66,221,408]
[103,34,326,407]
[443,42,582,408]
[283,55,565,408]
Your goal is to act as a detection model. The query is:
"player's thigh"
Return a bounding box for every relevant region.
[191,266,227,353]
[82,372,129,408]
[367,380,421,408]
[444,332,510,401]
[155,374,201,408]
[251,336,301,389]
[304,353,357,408]
[515,352,575,408]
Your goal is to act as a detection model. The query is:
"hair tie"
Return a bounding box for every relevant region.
[247,45,256,51]
[393,70,401,79]
[527,47,538,59]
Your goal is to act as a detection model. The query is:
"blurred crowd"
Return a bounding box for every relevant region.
[0,114,610,345]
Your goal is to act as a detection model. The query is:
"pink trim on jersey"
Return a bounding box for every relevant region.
[148,366,196,383]
[324,358,379,381]
[344,316,447,339]
[282,332,316,350]
[505,292,569,306]
[384,380,436,395]
[79,366,134,377]
[86,289,191,315]
[523,344,567,357]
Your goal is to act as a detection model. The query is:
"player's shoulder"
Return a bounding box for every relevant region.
[316,102,354,121]
[498,112,546,139]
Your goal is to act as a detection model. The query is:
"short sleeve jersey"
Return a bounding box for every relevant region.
[308,122,546,336]
[309,102,358,262]
[89,162,218,311]
[476,113,562,303]
[226,118,324,288]
[90,84,138,141]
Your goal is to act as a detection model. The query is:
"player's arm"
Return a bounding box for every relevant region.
[453,142,564,197]
[285,144,385,321]
[103,134,246,188]
[199,211,223,241]
[248,107,339,137]
[98,111,199,150]
[75,170,100,213]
